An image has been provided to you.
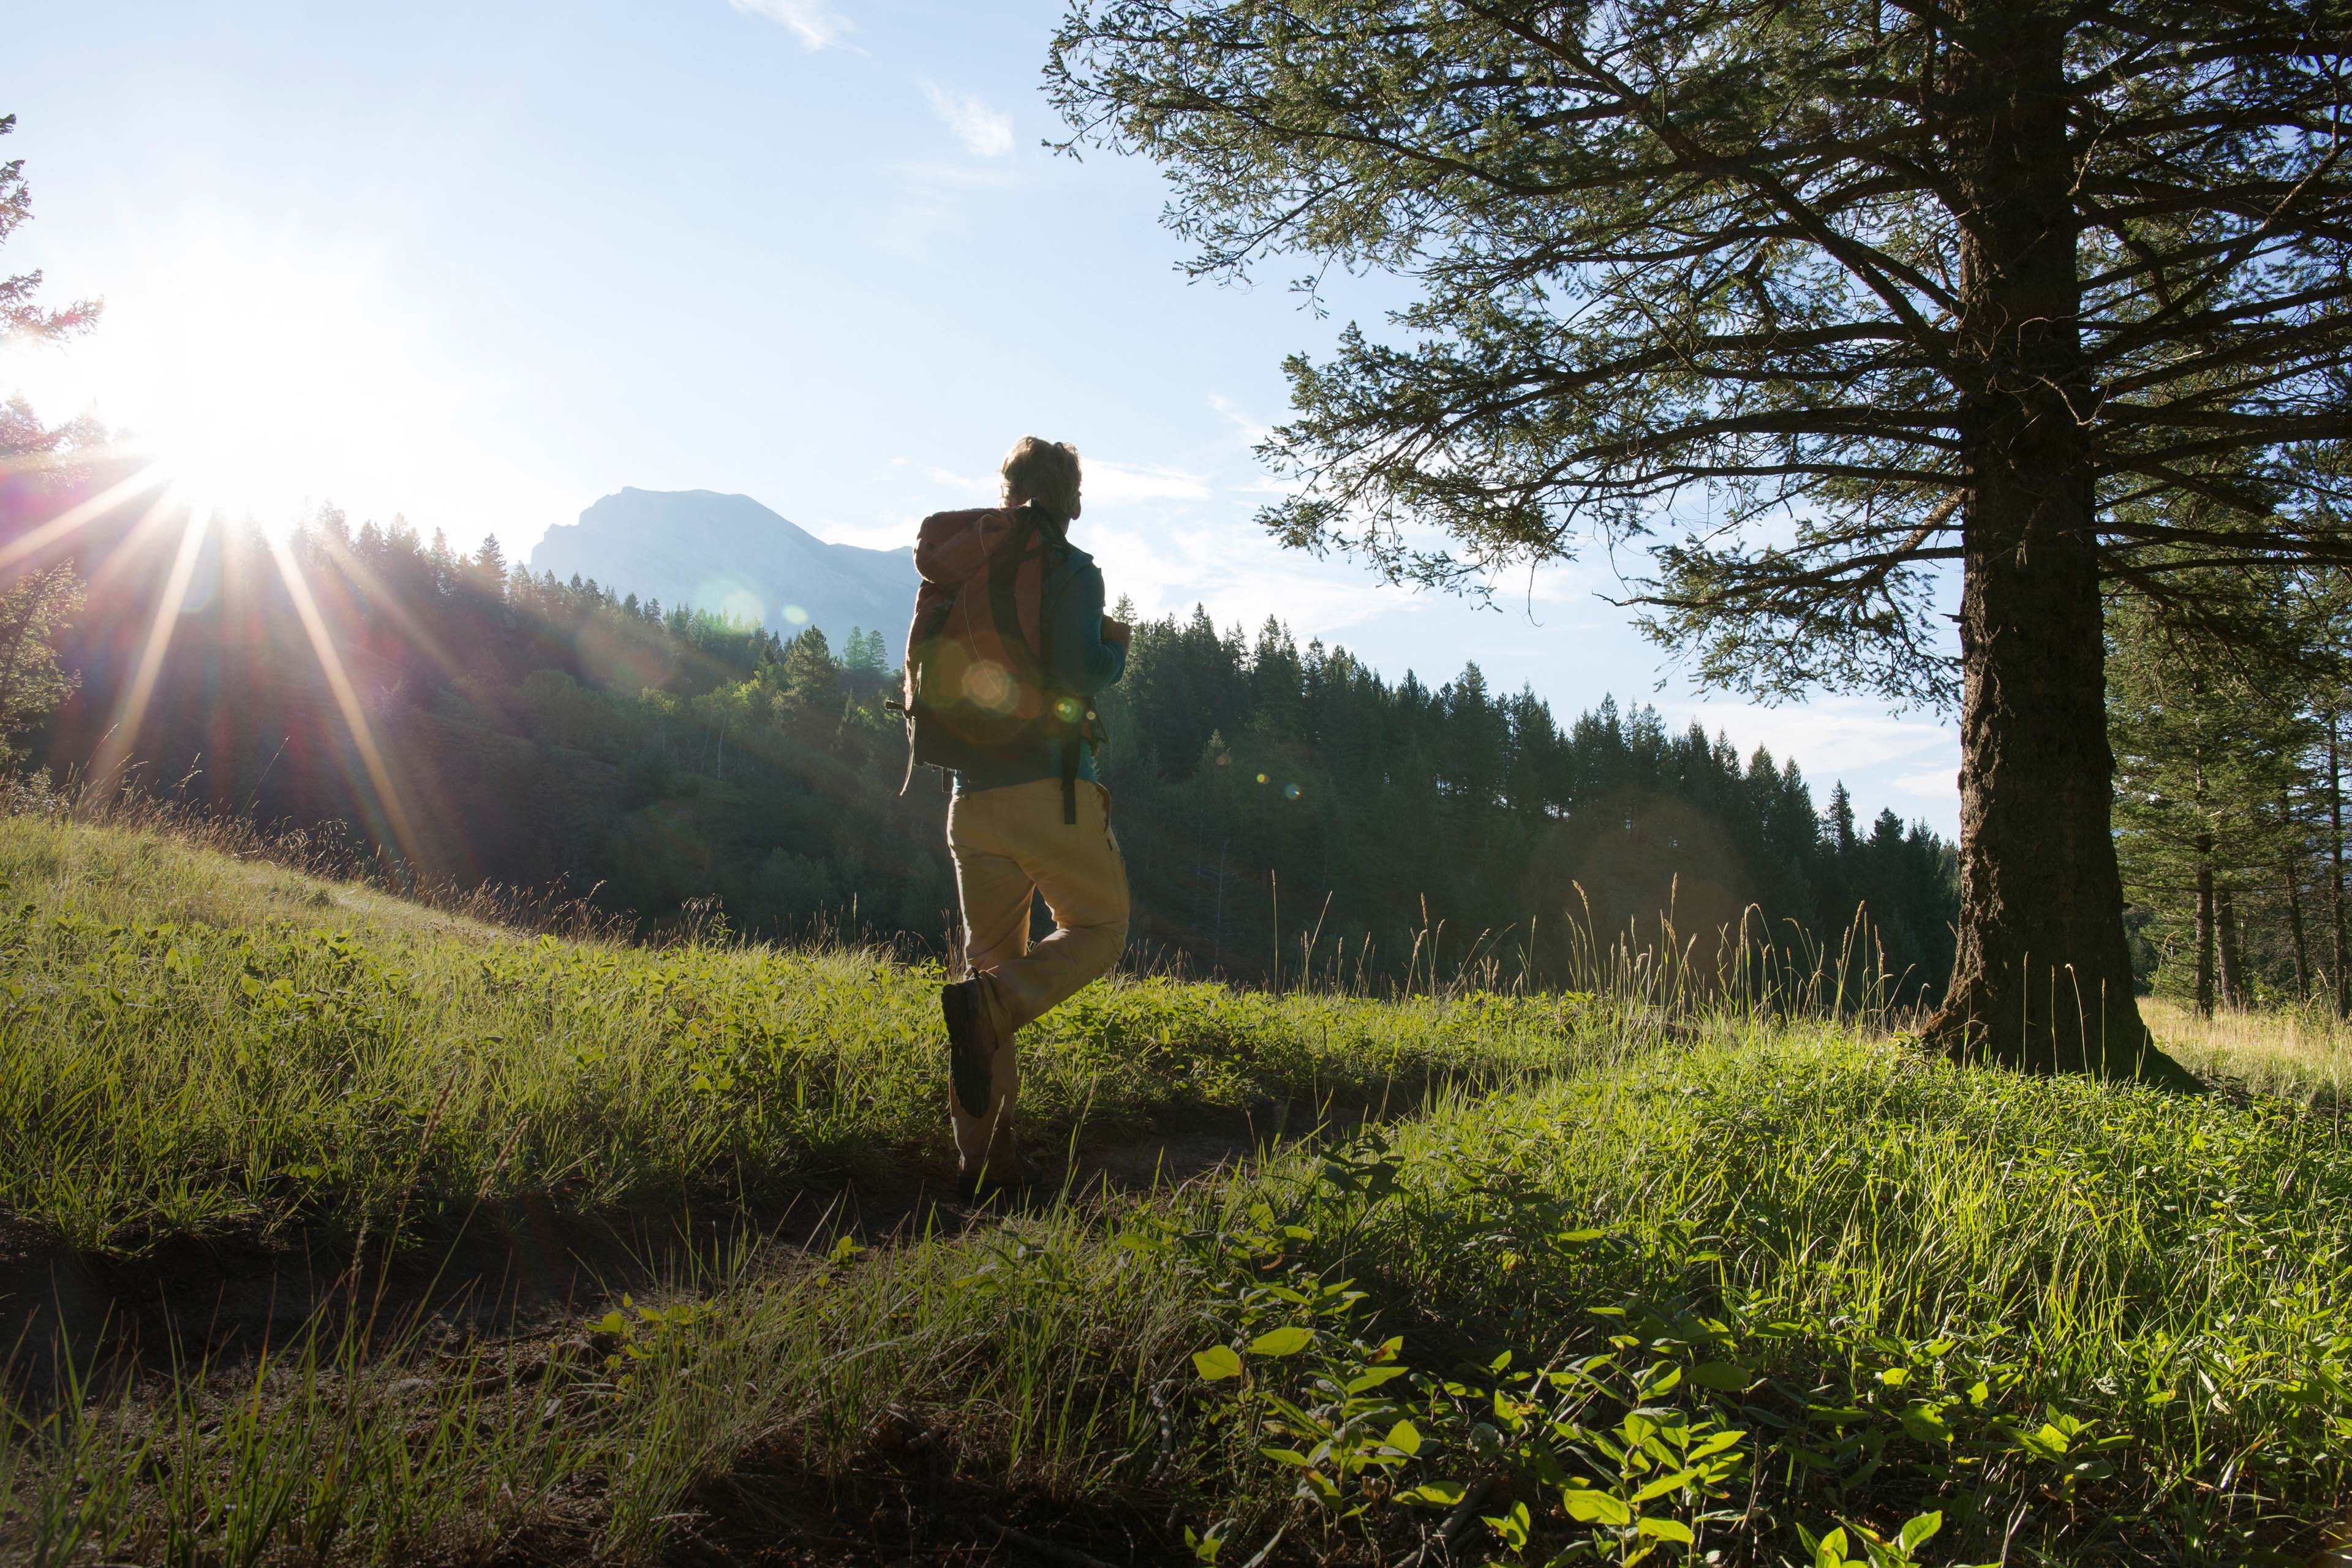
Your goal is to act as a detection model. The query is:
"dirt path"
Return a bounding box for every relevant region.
[0,1100,1368,1398]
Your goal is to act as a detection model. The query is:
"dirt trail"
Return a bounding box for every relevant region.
[0,1099,1368,1398]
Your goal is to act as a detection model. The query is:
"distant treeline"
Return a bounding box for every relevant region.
[31,497,1958,996]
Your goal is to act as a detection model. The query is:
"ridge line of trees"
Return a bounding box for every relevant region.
[21,496,1961,997]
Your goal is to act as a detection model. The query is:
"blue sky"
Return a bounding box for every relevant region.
[4,0,1961,833]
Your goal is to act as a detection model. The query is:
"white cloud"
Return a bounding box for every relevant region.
[888,159,1023,190]
[813,518,918,552]
[726,0,850,51]
[1207,391,1271,447]
[921,82,1014,157]
[1894,766,1961,799]
[925,464,994,496]
[1084,459,1212,505]
[1665,697,1954,777]
[1085,515,1401,638]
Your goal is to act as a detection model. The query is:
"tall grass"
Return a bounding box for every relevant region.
[10,1028,2351,1564]
[11,803,2352,1563]
[2146,994,2352,1102]
[0,813,1615,1253]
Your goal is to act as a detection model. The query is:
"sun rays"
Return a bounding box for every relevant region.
[260,529,430,869]
[0,461,170,579]
[85,500,209,796]
[7,439,434,874]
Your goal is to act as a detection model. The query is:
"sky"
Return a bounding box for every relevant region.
[3,0,1961,834]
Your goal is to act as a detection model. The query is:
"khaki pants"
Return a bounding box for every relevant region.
[946,777,1130,1174]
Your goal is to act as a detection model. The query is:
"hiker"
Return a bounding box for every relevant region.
[900,437,1131,1200]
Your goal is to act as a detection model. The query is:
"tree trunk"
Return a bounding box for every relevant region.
[2333,713,2347,1019]
[2216,886,2245,1010]
[2195,839,2216,1019]
[2285,859,2312,1002]
[1920,0,2191,1084]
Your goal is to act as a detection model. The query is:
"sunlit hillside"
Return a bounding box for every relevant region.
[1,810,2348,1566]
[6,477,1964,1000]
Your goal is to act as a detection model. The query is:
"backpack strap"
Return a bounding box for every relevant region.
[1024,506,1082,827]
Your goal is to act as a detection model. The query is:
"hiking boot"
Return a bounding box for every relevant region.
[941,977,994,1118]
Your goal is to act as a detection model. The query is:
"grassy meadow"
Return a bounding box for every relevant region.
[4,811,2352,1566]
[0,813,1602,1254]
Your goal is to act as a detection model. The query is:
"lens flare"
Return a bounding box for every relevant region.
[965,661,1016,714]
[262,533,429,869]
[87,503,213,795]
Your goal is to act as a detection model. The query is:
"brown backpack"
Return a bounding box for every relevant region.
[897,504,1098,822]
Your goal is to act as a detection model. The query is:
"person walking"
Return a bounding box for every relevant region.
[899,437,1130,1200]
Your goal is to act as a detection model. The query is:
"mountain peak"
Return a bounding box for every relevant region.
[530,489,915,643]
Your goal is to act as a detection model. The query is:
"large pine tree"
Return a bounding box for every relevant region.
[1049,0,2352,1079]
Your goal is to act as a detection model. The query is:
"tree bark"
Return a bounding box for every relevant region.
[1920,1,2192,1083]
[2333,713,2348,1019]
[2195,836,2216,1019]
[2216,886,2245,1010]
[2285,858,2312,1002]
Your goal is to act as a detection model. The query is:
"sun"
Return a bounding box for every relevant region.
[94,239,423,532]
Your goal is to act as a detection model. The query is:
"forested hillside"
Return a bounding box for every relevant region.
[31,499,1958,995]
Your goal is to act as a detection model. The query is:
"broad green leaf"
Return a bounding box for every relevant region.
[1403,1482,1464,1507]
[1194,1346,1243,1381]
[1637,1518,1694,1544]
[1898,1404,1952,1444]
[1259,1446,1313,1468]
[1347,1366,1408,1392]
[1385,1419,1423,1457]
[1899,1512,1942,1553]
[1482,1501,1531,1549]
[1632,1468,1697,1503]
[1687,1430,1746,1460]
[1813,1528,1850,1568]
[1250,1325,1314,1357]
[1687,1362,1750,1390]
[1562,1487,1633,1526]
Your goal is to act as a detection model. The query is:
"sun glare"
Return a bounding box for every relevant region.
[85,241,426,534]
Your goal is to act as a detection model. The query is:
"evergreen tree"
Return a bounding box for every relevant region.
[0,115,100,346]
[0,560,81,763]
[470,534,508,590]
[778,627,841,714]
[843,625,883,680]
[0,121,98,769]
[1050,0,2352,1079]
[2111,561,2345,1013]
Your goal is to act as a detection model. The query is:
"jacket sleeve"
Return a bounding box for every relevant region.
[1056,558,1126,696]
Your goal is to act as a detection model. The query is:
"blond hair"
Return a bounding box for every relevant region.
[999,436,1082,518]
